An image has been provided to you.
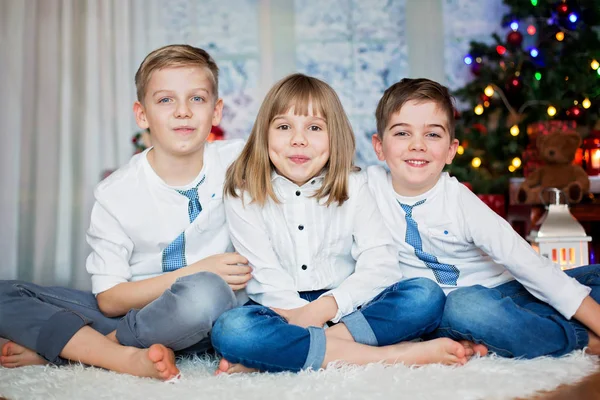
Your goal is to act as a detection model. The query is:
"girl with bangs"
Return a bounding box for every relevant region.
[211,74,470,374]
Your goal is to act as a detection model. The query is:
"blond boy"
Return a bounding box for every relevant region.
[0,45,250,379]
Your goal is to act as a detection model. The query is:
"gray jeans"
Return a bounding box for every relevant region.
[0,272,236,365]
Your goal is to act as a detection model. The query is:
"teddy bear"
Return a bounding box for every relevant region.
[517,130,590,204]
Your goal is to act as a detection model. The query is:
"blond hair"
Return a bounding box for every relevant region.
[376,78,456,140]
[134,44,219,104]
[225,73,356,206]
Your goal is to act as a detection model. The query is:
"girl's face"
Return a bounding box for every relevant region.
[268,104,330,186]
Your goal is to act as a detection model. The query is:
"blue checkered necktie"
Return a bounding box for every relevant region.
[162,176,205,272]
[399,200,460,286]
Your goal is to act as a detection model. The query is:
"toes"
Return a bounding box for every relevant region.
[1,343,12,357]
[218,358,231,372]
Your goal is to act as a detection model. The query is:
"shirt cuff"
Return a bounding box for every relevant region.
[320,289,353,323]
[551,279,592,319]
[91,275,127,296]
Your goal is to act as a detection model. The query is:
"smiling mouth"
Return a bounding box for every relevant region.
[173,127,196,134]
[405,160,429,167]
[289,155,310,164]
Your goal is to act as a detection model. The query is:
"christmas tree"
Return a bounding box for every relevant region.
[448,0,600,194]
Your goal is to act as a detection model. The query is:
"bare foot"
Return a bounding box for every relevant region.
[125,344,180,381]
[459,340,489,359]
[386,338,468,366]
[585,330,600,355]
[215,358,258,375]
[0,342,47,368]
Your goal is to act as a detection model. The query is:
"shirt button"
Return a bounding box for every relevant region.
[295,190,301,196]
[301,264,308,270]
[298,225,304,231]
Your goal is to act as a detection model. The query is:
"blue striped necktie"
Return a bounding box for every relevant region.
[399,200,460,285]
[162,176,205,272]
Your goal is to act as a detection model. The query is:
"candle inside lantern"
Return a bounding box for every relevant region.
[592,148,600,169]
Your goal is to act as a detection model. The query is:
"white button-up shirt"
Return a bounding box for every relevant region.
[367,166,591,319]
[224,170,404,322]
[86,140,244,295]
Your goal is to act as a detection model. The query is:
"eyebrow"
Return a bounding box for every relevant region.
[152,88,210,97]
[389,122,448,132]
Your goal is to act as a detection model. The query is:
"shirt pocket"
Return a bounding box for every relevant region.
[195,191,226,233]
[427,224,459,254]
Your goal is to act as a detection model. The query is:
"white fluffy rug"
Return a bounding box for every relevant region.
[0,352,597,400]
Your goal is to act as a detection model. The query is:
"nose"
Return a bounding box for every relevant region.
[291,128,307,147]
[174,101,192,119]
[409,135,426,151]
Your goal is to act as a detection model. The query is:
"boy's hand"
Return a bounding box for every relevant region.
[187,253,252,291]
[272,297,338,328]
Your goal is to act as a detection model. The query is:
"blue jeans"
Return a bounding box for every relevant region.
[429,264,600,358]
[0,272,236,365]
[211,277,445,372]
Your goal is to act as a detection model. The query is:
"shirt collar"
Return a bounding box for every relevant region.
[392,172,447,206]
[271,170,326,200]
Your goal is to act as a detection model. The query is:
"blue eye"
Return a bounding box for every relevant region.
[427,132,442,138]
[158,98,172,104]
[394,131,408,136]
[191,96,204,102]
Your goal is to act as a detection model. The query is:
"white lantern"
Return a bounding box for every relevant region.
[527,189,592,270]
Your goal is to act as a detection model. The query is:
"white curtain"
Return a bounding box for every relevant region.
[0,0,157,289]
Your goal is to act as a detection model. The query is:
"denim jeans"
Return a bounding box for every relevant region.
[211,277,445,372]
[429,264,600,358]
[0,272,236,365]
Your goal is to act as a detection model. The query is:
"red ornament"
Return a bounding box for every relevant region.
[207,124,225,142]
[505,75,522,93]
[496,45,507,55]
[507,31,523,47]
[566,105,582,118]
[582,130,600,175]
[557,3,569,16]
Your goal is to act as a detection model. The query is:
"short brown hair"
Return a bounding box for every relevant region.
[375,78,456,139]
[225,73,357,206]
[134,44,219,104]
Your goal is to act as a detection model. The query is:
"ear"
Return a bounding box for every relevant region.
[133,101,149,130]
[446,138,460,164]
[372,133,386,161]
[212,98,224,126]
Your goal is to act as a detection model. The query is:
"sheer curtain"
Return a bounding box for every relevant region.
[0,0,149,289]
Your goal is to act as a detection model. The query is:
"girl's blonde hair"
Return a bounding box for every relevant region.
[225,73,356,206]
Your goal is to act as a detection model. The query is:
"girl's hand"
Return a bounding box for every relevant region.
[271,297,338,328]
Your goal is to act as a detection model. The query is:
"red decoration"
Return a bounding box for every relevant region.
[496,45,507,55]
[566,105,581,118]
[557,3,569,16]
[506,31,523,47]
[207,124,225,142]
[582,130,600,175]
[472,123,488,135]
[477,194,506,218]
[505,75,522,94]
[527,25,536,35]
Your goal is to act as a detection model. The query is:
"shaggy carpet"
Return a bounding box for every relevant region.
[0,352,597,400]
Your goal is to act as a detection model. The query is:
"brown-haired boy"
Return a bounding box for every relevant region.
[0,45,250,380]
[367,77,600,359]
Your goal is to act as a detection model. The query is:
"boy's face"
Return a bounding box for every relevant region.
[372,100,459,197]
[133,66,222,159]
